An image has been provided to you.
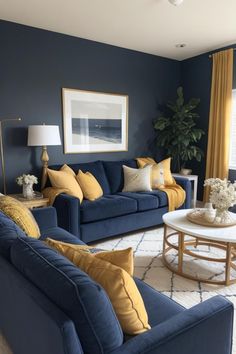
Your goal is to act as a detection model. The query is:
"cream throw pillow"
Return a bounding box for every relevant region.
[122,165,152,192]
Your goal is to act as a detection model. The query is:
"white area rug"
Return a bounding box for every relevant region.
[95,226,236,354]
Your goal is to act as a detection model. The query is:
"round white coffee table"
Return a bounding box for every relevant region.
[163,209,236,286]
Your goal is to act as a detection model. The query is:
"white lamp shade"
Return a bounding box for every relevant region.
[27,125,61,146]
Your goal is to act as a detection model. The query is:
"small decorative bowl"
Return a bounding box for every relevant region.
[180,168,192,176]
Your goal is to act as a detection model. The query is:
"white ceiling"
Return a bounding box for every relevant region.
[1,0,236,60]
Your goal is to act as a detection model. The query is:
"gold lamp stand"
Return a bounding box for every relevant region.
[41,145,49,191]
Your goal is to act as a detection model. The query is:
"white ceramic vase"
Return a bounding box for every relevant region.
[214,208,231,224]
[204,203,216,223]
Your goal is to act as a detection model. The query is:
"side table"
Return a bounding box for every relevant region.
[9,194,49,209]
[172,173,198,208]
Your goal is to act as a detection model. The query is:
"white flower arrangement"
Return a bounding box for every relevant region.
[16,174,38,186]
[204,178,236,210]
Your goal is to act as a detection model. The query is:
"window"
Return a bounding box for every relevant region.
[229,89,236,170]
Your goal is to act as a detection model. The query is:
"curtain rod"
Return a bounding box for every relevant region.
[209,48,236,58]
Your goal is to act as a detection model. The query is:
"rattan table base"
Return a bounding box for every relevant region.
[163,225,236,286]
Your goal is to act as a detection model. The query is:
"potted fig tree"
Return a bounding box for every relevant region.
[153,86,204,174]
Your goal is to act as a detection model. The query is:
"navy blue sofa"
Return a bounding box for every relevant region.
[47,159,192,243]
[0,207,233,354]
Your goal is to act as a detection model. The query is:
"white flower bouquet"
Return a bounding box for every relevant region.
[16,174,38,186]
[204,178,236,210]
[204,178,236,223]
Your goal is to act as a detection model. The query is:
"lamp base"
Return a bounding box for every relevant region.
[41,146,49,191]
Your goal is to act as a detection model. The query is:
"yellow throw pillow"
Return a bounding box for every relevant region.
[47,168,83,202]
[136,157,156,168]
[151,158,174,188]
[137,157,174,188]
[76,170,103,201]
[60,164,76,176]
[46,239,150,335]
[0,196,40,238]
[45,238,134,276]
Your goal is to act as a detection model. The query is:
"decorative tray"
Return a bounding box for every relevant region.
[186,209,236,228]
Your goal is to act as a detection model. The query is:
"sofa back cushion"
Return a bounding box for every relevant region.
[0,211,26,259]
[103,159,138,194]
[10,237,123,354]
[47,161,111,195]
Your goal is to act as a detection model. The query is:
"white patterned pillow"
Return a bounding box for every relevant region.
[122,165,152,192]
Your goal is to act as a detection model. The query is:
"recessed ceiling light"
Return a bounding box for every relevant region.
[175,43,186,48]
[168,0,184,6]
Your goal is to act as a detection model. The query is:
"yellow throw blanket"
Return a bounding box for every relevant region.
[42,187,69,205]
[158,180,186,211]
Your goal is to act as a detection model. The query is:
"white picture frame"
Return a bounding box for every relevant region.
[62,88,128,153]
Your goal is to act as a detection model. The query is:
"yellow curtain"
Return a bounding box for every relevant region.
[203,48,233,202]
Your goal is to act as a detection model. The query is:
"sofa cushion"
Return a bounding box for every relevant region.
[0,196,40,238]
[135,278,184,327]
[80,195,137,223]
[103,159,138,194]
[39,227,85,244]
[10,237,123,354]
[0,211,26,259]
[48,161,111,195]
[122,165,152,192]
[141,190,168,207]
[76,170,103,201]
[47,168,83,202]
[45,238,134,275]
[118,192,159,211]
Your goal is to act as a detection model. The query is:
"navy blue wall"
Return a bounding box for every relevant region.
[181,48,236,199]
[0,20,181,193]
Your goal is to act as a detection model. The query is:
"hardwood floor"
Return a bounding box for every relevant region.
[0,333,13,354]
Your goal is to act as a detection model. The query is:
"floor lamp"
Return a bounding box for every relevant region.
[0,118,22,195]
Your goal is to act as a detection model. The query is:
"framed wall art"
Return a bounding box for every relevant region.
[62,88,128,153]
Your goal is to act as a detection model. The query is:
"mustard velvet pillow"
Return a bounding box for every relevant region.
[136,157,156,168]
[0,196,40,238]
[137,157,174,188]
[60,164,76,176]
[45,238,134,276]
[47,167,83,202]
[151,158,174,188]
[76,170,103,201]
[46,239,150,334]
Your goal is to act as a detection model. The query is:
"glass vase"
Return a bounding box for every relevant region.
[22,183,35,199]
[214,208,231,224]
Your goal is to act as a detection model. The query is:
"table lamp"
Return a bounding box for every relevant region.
[0,117,22,194]
[27,125,61,190]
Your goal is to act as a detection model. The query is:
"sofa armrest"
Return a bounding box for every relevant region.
[111,296,233,354]
[174,176,192,209]
[0,256,83,354]
[32,207,58,232]
[53,194,80,237]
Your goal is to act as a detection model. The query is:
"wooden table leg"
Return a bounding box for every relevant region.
[178,232,184,273]
[225,242,232,285]
[163,224,167,246]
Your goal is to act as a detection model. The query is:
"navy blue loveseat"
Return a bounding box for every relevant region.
[0,207,233,354]
[47,159,192,243]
